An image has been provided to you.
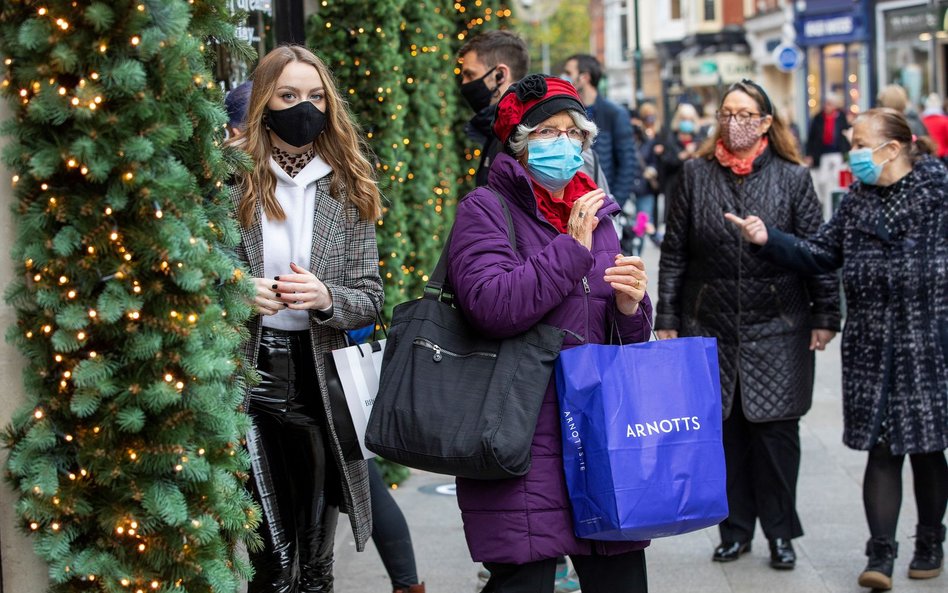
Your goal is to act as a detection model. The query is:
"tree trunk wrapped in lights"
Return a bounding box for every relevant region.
[0,1,261,591]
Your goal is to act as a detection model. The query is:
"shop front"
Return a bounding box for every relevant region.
[744,5,800,125]
[656,28,750,123]
[875,0,948,107]
[219,0,312,91]
[796,0,872,126]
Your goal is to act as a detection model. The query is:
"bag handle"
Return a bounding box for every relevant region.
[426,186,519,303]
[344,299,388,353]
[371,298,388,341]
[611,295,659,345]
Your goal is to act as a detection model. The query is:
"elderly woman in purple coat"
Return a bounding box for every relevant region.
[446,74,653,592]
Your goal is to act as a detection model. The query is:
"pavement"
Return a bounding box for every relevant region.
[331,243,943,593]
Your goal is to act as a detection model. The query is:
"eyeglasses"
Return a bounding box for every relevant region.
[716,111,762,124]
[532,127,588,142]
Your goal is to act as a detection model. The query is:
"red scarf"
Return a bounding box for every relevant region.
[532,171,598,233]
[822,109,838,146]
[714,138,769,176]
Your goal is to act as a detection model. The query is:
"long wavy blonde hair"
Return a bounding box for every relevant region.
[232,45,381,227]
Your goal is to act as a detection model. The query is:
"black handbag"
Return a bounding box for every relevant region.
[364,189,565,479]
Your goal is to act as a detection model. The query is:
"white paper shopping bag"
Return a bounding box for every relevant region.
[326,339,385,460]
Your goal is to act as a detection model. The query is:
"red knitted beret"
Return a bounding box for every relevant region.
[492,74,587,145]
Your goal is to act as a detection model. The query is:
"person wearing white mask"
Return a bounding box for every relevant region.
[726,107,947,591]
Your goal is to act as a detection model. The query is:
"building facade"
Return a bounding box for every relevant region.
[874,0,948,109]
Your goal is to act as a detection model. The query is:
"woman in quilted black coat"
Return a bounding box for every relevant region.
[728,108,947,591]
[656,80,842,570]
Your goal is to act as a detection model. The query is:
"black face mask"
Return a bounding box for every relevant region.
[460,67,500,113]
[265,101,327,148]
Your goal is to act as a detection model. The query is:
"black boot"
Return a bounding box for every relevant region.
[858,537,898,591]
[909,524,945,579]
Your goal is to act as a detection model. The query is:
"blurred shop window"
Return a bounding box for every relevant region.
[704,0,715,21]
[217,1,275,90]
[672,0,681,20]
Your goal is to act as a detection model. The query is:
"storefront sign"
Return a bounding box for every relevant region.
[798,9,869,45]
[681,53,754,87]
[228,0,273,45]
[885,4,938,38]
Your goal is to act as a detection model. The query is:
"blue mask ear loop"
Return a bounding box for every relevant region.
[874,140,896,167]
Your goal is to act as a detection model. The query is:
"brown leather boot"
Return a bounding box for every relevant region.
[393,583,425,593]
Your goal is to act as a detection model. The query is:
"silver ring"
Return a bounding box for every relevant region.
[578,211,586,218]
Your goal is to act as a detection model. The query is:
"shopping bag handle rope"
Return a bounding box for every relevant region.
[611,295,659,346]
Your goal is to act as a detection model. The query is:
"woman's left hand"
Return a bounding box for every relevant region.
[604,254,647,316]
[272,262,332,310]
[810,328,836,351]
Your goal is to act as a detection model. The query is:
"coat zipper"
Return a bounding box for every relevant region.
[412,338,497,362]
[582,276,590,342]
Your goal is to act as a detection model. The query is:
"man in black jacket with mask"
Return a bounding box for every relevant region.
[458,30,530,186]
[562,54,644,209]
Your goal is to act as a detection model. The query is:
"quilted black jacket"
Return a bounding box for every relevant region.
[657,149,841,422]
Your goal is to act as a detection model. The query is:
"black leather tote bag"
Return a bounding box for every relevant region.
[365,190,565,479]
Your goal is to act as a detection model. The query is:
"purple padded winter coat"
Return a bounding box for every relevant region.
[447,153,653,564]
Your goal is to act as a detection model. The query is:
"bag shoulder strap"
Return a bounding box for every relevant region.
[426,187,518,300]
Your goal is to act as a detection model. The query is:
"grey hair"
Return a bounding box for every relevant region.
[508,110,598,156]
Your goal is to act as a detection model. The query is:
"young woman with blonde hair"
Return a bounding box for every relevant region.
[228,44,383,593]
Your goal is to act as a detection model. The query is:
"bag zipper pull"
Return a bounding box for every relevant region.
[582,277,590,294]
[432,345,443,362]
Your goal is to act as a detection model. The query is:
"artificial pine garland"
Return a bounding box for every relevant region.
[0,2,261,591]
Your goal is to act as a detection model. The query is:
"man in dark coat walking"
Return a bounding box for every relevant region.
[562,54,645,209]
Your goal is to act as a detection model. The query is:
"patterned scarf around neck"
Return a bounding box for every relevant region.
[272,144,316,178]
[714,137,769,176]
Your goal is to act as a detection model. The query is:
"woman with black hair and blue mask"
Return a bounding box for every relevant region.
[727,107,947,591]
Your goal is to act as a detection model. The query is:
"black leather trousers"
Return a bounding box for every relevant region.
[246,328,340,593]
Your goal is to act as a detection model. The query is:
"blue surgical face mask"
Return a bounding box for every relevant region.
[526,136,584,192]
[678,120,696,134]
[849,141,892,185]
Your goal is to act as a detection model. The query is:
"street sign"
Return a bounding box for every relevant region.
[773,43,803,73]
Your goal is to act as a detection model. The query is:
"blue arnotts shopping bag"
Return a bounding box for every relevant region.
[556,337,727,541]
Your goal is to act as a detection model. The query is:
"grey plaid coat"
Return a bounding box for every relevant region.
[228,176,383,550]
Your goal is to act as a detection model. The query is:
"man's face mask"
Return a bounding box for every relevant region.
[460,67,501,113]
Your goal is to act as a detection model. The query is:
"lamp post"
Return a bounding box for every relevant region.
[632,0,643,103]
[517,0,562,75]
